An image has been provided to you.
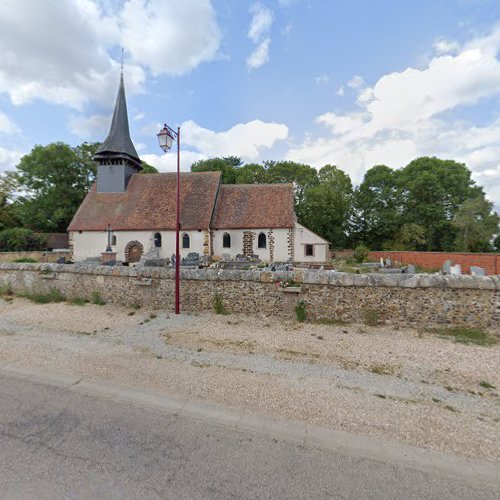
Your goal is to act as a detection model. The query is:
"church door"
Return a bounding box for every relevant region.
[128,244,143,262]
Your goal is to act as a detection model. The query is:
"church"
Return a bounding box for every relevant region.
[68,74,329,264]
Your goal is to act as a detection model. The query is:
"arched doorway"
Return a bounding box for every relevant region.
[125,240,144,263]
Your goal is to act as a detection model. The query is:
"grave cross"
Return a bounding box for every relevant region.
[105,223,113,252]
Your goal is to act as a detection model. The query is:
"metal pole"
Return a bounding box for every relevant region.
[175,127,180,314]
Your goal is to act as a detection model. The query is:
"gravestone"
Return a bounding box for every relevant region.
[402,264,416,274]
[450,264,461,276]
[221,253,231,261]
[470,266,486,277]
[442,260,452,275]
[385,257,392,268]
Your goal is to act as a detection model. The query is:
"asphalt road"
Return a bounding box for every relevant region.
[0,373,498,500]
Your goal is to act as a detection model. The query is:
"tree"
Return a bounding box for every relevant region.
[300,165,353,247]
[389,223,427,250]
[140,161,159,173]
[397,157,482,251]
[12,142,97,232]
[493,233,500,252]
[452,196,499,252]
[191,156,241,184]
[351,165,401,249]
[0,228,47,251]
[235,163,268,184]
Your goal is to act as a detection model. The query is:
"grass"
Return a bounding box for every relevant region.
[0,284,14,296]
[369,363,394,375]
[432,397,441,403]
[127,311,135,316]
[315,318,350,326]
[13,257,38,263]
[90,291,106,306]
[20,287,65,304]
[149,313,157,319]
[68,297,87,306]
[362,308,382,327]
[425,326,498,346]
[444,405,458,413]
[375,393,387,399]
[131,302,141,310]
[295,300,307,322]
[479,380,496,390]
[213,294,228,315]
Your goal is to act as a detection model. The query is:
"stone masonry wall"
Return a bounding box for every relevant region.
[0,263,497,329]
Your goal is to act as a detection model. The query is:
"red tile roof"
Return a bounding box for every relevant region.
[68,172,221,231]
[211,184,296,229]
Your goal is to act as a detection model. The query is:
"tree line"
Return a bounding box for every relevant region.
[191,156,500,252]
[0,141,498,252]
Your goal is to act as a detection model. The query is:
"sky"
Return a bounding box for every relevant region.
[0,0,500,211]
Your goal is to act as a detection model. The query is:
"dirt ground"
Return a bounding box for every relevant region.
[0,297,498,463]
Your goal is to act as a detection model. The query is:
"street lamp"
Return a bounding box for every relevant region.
[157,123,181,315]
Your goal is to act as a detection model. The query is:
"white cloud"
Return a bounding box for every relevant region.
[0,0,221,110]
[0,147,23,172]
[68,113,111,139]
[287,25,500,209]
[314,74,330,85]
[0,0,144,110]
[0,111,19,135]
[347,75,364,89]
[120,0,222,76]
[142,151,207,172]
[247,3,273,69]
[133,112,145,122]
[247,39,271,69]
[181,119,288,160]
[336,86,345,96]
[434,38,460,55]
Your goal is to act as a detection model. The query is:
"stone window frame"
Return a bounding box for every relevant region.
[222,232,231,248]
[305,244,314,257]
[154,232,162,248]
[257,232,267,249]
[182,233,190,249]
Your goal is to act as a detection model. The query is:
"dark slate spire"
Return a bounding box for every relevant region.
[94,72,141,169]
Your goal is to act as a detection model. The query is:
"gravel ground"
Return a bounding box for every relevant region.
[0,298,498,462]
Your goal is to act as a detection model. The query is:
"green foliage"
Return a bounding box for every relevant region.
[479,380,495,389]
[13,257,38,263]
[11,142,99,232]
[363,308,382,326]
[23,287,65,304]
[140,161,159,173]
[0,228,47,251]
[191,156,242,184]
[494,234,500,252]
[300,165,352,247]
[426,326,497,346]
[452,196,499,252]
[213,293,228,315]
[353,244,369,263]
[90,291,106,305]
[295,300,307,322]
[68,297,88,305]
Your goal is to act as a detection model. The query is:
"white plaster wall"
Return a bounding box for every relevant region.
[211,228,291,262]
[294,223,329,263]
[72,230,207,262]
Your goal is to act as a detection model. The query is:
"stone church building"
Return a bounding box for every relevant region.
[68,75,329,264]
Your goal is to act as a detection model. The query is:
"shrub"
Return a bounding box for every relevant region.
[295,300,307,322]
[0,228,47,252]
[363,308,382,326]
[68,297,87,306]
[23,287,65,304]
[353,244,369,263]
[90,291,106,305]
[213,294,228,315]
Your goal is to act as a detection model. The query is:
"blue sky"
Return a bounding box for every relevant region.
[0,0,499,210]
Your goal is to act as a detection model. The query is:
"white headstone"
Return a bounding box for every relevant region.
[442,260,452,275]
[380,257,384,268]
[450,264,461,276]
[470,266,486,277]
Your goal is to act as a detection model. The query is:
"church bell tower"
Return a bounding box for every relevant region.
[94,72,142,192]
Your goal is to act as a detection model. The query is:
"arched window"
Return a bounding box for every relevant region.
[111,235,117,246]
[258,232,267,249]
[182,233,190,249]
[223,233,231,248]
[154,232,162,248]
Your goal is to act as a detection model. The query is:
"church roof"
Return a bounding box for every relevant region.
[212,183,296,229]
[68,172,221,231]
[94,73,140,166]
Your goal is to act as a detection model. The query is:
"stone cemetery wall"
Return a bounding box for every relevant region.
[0,263,497,329]
[0,251,72,263]
[368,251,500,275]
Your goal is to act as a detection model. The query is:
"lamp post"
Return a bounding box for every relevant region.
[157,124,181,315]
